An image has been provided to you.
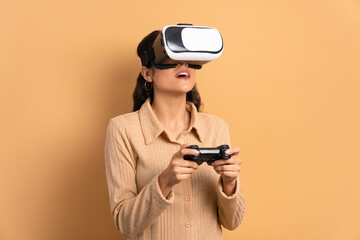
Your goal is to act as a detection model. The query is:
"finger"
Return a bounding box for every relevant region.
[212,157,241,167]
[180,143,192,149]
[212,159,233,167]
[214,169,239,176]
[213,159,232,166]
[177,173,193,180]
[225,146,240,155]
[217,170,239,176]
[180,148,199,156]
[221,172,239,178]
[174,144,191,157]
[174,166,196,174]
[214,164,240,172]
[175,159,199,169]
[180,161,199,170]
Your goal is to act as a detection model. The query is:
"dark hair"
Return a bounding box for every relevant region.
[132,30,202,111]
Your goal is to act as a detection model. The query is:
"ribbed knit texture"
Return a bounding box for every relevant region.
[105,98,245,240]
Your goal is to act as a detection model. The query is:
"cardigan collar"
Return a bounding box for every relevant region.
[138,98,204,145]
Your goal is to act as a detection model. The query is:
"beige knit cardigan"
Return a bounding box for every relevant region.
[105,98,245,239]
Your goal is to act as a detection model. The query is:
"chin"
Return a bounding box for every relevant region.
[181,86,195,93]
[167,88,193,95]
[161,81,195,94]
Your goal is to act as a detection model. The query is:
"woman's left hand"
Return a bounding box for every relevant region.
[211,147,242,185]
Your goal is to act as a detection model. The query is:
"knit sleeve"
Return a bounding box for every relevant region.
[104,117,174,239]
[215,118,246,230]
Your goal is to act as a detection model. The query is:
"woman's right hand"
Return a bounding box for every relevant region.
[158,143,199,198]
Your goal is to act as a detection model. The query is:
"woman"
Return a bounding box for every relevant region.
[105,29,245,240]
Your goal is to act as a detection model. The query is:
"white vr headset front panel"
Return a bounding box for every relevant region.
[181,28,223,52]
[161,25,223,62]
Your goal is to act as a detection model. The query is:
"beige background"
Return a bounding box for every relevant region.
[1,0,360,239]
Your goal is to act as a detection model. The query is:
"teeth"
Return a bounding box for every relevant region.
[176,72,189,78]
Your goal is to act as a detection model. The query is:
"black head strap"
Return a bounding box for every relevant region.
[140,46,155,66]
[150,60,177,69]
[150,60,202,70]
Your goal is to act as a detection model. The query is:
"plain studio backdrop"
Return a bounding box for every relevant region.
[0,0,359,239]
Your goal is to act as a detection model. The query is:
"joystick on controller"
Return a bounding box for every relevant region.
[183,145,231,165]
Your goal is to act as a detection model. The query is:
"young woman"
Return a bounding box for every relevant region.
[105,29,245,240]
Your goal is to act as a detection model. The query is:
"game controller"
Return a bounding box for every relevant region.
[183,145,231,165]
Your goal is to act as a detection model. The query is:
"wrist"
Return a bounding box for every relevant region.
[221,176,237,196]
[158,171,174,199]
[221,175,237,185]
[159,171,174,188]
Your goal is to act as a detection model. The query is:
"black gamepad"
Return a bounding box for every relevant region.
[183,145,231,165]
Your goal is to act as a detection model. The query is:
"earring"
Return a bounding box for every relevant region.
[144,81,152,91]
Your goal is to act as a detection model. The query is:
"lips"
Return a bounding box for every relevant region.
[175,71,190,79]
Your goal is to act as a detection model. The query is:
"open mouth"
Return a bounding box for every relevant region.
[175,71,190,79]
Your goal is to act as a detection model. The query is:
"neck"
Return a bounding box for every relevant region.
[151,93,190,130]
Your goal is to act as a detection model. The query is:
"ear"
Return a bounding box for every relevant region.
[140,66,153,82]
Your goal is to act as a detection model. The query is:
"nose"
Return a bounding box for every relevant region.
[176,62,189,67]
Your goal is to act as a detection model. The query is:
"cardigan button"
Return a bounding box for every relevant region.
[185,196,190,201]
[185,223,191,228]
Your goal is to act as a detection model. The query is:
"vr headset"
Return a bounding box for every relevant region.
[140,24,224,70]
